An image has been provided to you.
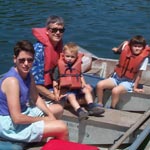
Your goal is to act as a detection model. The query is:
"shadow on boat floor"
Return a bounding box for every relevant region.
[0,139,46,150]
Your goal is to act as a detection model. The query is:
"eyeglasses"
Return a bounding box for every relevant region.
[18,58,34,64]
[49,28,65,33]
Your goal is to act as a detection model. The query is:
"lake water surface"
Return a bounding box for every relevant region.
[0,0,150,74]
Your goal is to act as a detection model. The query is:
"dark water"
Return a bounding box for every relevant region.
[0,0,150,74]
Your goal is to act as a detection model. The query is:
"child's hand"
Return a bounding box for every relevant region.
[133,88,144,93]
[54,94,60,101]
[59,94,67,99]
[82,84,92,92]
[54,94,67,101]
[112,47,118,52]
[85,84,92,90]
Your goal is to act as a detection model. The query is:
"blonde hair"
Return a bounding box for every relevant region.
[63,42,79,55]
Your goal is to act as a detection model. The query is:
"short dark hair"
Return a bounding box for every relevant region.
[14,40,35,57]
[129,35,146,48]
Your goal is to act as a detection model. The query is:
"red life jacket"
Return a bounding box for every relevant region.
[41,139,99,150]
[115,44,150,80]
[32,28,63,86]
[58,53,84,89]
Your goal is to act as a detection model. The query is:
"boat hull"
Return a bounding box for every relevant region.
[62,109,146,145]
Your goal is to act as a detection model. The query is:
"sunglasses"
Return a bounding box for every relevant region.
[49,28,65,33]
[18,58,34,64]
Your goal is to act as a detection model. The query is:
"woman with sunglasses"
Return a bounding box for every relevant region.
[31,16,65,118]
[0,40,69,144]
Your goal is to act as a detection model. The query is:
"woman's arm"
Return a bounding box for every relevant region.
[2,77,53,125]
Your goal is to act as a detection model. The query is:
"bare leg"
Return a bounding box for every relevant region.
[96,78,115,105]
[82,85,105,115]
[67,94,80,111]
[43,120,69,141]
[82,85,93,104]
[48,104,64,119]
[67,93,89,120]
[111,85,127,108]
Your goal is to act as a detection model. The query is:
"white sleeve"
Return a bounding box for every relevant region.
[139,57,149,70]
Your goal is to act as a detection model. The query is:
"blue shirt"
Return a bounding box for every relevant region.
[31,42,45,85]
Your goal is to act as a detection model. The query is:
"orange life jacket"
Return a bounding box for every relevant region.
[115,44,150,80]
[58,53,84,89]
[32,28,63,86]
